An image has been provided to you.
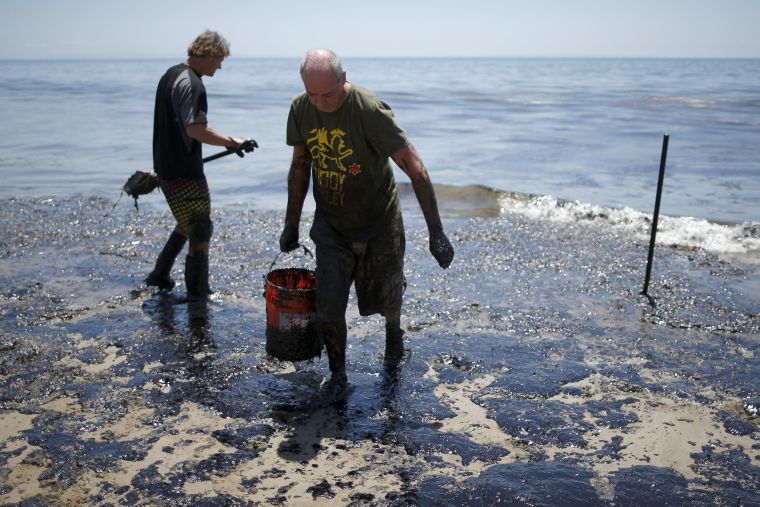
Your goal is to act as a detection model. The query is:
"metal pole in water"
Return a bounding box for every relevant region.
[642,133,670,298]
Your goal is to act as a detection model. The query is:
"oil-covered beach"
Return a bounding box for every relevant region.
[1,189,758,505]
[1,57,759,505]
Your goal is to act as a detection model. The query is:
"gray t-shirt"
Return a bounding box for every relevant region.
[153,63,208,179]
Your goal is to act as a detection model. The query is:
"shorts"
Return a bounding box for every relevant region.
[310,215,405,321]
[159,177,211,238]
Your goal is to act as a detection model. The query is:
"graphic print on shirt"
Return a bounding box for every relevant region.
[307,127,359,207]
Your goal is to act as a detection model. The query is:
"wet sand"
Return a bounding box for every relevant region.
[1,197,758,506]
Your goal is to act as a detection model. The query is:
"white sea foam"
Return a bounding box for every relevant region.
[500,194,760,264]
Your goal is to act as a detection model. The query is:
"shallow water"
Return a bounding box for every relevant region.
[2,58,759,224]
[0,197,758,505]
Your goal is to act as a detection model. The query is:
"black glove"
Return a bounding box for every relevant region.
[279,223,299,252]
[430,230,454,269]
[230,138,258,157]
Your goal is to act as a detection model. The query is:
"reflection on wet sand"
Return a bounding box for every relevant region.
[0,197,758,505]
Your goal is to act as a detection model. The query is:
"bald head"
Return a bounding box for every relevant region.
[299,48,349,113]
[300,49,344,81]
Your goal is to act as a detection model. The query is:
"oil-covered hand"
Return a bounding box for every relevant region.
[230,137,258,157]
[430,230,454,269]
[279,223,299,252]
[237,138,258,154]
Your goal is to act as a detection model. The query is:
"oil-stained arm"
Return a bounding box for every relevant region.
[279,144,312,252]
[392,143,454,268]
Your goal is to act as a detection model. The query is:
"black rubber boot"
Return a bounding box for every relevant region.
[322,320,348,384]
[384,322,406,368]
[184,254,199,298]
[185,253,212,300]
[194,252,210,297]
[145,231,186,290]
[185,252,212,300]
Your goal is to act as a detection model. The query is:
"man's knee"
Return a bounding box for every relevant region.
[187,211,213,247]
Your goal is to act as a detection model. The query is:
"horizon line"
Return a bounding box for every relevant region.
[2,55,759,61]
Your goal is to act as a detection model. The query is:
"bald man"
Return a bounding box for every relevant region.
[280,49,454,387]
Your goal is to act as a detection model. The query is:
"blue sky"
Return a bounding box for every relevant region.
[1,0,759,59]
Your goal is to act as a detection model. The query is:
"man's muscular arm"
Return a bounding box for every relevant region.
[279,145,312,252]
[392,144,454,268]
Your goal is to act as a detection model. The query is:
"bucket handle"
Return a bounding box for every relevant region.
[267,244,315,274]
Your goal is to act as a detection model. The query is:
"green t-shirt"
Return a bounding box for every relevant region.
[287,83,408,240]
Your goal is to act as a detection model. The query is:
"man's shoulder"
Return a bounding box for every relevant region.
[162,62,189,80]
[160,64,194,91]
[348,83,377,102]
[348,84,392,112]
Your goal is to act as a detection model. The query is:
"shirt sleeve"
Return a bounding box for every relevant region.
[363,98,408,157]
[286,101,304,146]
[172,71,207,128]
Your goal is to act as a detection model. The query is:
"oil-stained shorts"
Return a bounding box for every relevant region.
[310,215,405,321]
[159,177,211,238]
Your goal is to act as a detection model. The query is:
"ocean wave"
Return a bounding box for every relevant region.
[637,95,760,111]
[399,183,760,265]
[643,96,716,108]
[398,182,520,218]
[502,193,760,264]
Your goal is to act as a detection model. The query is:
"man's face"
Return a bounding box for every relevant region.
[303,70,347,113]
[199,56,225,77]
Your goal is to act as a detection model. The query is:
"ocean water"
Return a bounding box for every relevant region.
[1,57,759,262]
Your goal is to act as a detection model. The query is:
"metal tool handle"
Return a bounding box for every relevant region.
[267,244,315,274]
[203,139,258,163]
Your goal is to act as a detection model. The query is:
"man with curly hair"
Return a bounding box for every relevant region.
[148,30,250,299]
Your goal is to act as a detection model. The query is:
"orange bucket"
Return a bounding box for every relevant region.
[264,251,321,361]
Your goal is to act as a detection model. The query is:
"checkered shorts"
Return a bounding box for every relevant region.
[159,177,211,236]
